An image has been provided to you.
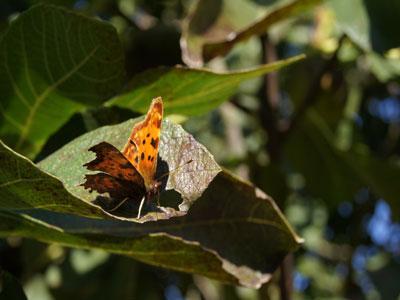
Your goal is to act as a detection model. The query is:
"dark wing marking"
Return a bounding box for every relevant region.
[84,141,144,186]
[82,173,145,200]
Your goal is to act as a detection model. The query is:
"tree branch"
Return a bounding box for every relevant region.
[258,33,292,300]
[259,34,282,162]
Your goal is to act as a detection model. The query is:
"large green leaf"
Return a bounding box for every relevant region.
[0,4,125,158]
[285,110,400,218]
[181,0,320,66]
[0,118,302,287]
[107,55,304,115]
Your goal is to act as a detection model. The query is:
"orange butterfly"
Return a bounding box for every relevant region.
[81,97,163,218]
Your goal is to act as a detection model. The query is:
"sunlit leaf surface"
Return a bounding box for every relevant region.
[108,55,304,115]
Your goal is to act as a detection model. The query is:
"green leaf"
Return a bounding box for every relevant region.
[0,171,301,288]
[285,110,400,218]
[181,0,320,66]
[1,118,302,287]
[330,0,400,53]
[0,4,125,158]
[181,0,262,67]
[0,140,108,218]
[0,270,28,300]
[108,55,304,115]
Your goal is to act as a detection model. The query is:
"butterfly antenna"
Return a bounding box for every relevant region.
[156,159,194,181]
[109,197,129,212]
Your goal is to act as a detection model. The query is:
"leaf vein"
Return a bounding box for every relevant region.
[15,45,99,149]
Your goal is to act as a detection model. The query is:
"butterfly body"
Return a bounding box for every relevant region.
[82,97,163,217]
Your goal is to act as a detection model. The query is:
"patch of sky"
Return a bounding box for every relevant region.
[293,271,310,292]
[165,284,184,300]
[367,200,400,255]
[368,97,400,123]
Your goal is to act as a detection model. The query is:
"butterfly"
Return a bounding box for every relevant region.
[81,97,163,218]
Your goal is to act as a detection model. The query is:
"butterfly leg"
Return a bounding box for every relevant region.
[155,191,161,221]
[109,197,129,212]
[137,196,146,219]
[156,193,161,207]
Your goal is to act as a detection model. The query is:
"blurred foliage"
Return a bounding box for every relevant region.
[0,0,399,299]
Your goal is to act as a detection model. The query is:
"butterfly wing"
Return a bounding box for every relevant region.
[122,97,163,189]
[82,141,145,199]
[82,173,141,200]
